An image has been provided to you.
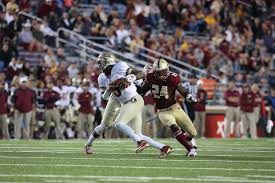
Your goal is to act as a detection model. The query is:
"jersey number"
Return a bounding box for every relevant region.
[152,85,169,99]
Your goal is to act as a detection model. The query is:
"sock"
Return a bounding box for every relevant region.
[86,123,108,145]
[139,134,165,150]
[171,126,191,151]
[181,129,192,141]
[86,131,100,145]
[114,122,142,142]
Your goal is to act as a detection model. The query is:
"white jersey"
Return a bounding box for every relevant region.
[98,73,110,89]
[110,62,138,103]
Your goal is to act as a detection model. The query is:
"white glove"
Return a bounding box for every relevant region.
[186,94,198,103]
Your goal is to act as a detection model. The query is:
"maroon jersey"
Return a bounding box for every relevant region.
[224,89,240,107]
[78,92,94,114]
[193,88,207,111]
[146,72,181,109]
[12,88,36,113]
[43,90,60,109]
[0,89,9,114]
[240,92,254,113]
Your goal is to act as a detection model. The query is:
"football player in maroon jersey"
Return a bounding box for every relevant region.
[138,59,198,156]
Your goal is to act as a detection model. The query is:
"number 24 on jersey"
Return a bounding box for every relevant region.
[152,85,169,99]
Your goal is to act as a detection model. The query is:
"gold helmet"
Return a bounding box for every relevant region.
[152,59,170,80]
[96,52,116,71]
[142,64,153,77]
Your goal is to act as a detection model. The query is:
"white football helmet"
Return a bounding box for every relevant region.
[96,52,117,71]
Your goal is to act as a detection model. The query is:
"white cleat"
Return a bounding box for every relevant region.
[85,144,93,154]
[189,138,198,149]
[187,148,197,157]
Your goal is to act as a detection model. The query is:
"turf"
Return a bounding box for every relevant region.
[0,138,275,183]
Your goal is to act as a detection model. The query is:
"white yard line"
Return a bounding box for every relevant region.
[246,175,275,179]
[1,150,275,158]
[1,146,274,152]
[0,174,274,183]
[0,144,274,149]
[0,155,274,164]
[0,163,275,172]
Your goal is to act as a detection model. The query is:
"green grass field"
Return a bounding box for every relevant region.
[0,138,275,183]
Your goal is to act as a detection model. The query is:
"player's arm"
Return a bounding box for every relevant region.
[137,80,151,96]
[176,83,197,103]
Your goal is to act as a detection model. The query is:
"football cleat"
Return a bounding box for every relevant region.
[188,138,198,149]
[159,145,173,158]
[85,143,93,154]
[187,148,197,157]
[136,140,150,153]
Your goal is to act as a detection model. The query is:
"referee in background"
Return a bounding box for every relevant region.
[182,74,199,122]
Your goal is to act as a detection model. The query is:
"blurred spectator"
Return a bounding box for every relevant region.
[67,63,79,78]
[6,0,18,14]
[193,81,207,138]
[77,81,94,138]
[12,77,36,139]
[142,93,156,138]
[251,84,262,125]
[224,80,240,138]
[0,80,10,139]
[266,87,275,135]
[5,58,20,81]
[0,11,8,40]
[19,0,31,12]
[43,80,64,139]
[183,74,198,122]
[240,84,257,139]
[0,43,13,70]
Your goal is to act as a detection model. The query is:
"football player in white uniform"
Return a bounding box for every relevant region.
[85,52,172,157]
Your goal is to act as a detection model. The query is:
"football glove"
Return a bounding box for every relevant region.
[186,94,198,103]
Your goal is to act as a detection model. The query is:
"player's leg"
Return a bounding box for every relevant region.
[85,96,120,153]
[172,104,198,156]
[53,109,64,139]
[241,113,248,138]
[23,111,32,139]
[78,112,85,139]
[14,110,23,139]
[234,108,241,137]
[131,106,171,155]
[157,109,193,152]
[87,114,95,138]
[248,112,257,139]
[114,95,144,143]
[0,114,10,139]
[225,107,234,138]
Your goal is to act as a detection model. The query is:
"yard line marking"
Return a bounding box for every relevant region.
[1,146,274,151]
[0,174,273,183]
[45,180,96,183]
[1,150,275,158]
[1,163,275,172]
[0,155,275,164]
[1,144,274,149]
[246,175,275,179]
[1,148,275,153]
